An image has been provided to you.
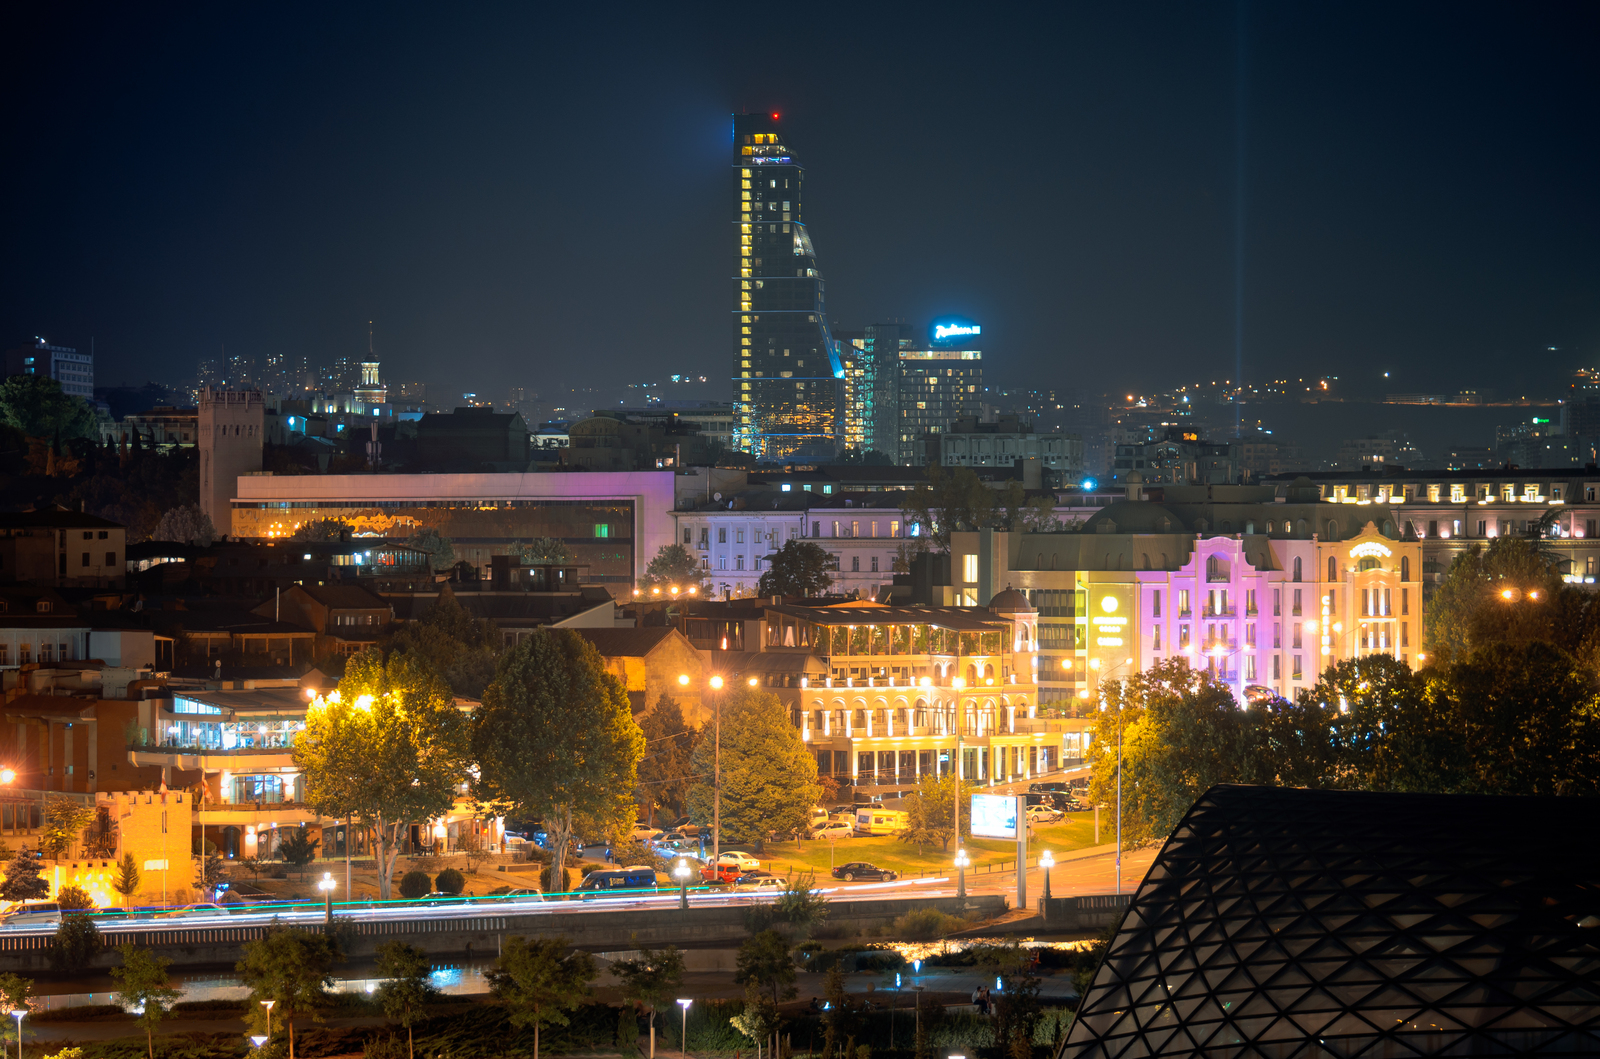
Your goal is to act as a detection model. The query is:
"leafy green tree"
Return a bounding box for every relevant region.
[819,964,856,1059]
[1432,641,1600,796]
[686,688,821,843]
[756,540,834,598]
[981,941,1043,1059]
[636,694,699,824]
[1,849,48,901]
[900,465,999,552]
[0,973,31,1050]
[111,854,141,908]
[521,537,573,565]
[1304,656,1449,792]
[639,544,709,593]
[111,944,181,1059]
[50,913,101,972]
[237,923,343,1048]
[383,584,503,697]
[486,936,596,1059]
[610,945,685,1050]
[473,630,644,892]
[292,517,348,542]
[1423,537,1575,666]
[39,793,96,859]
[55,885,94,911]
[294,650,470,900]
[0,374,98,440]
[407,528,457,572]
[734,929,797,1003]
[730,981,782,1054]
[278,827,320,873]
[152,504,217,546]
[1087,659,1254,845]
[747,872,829,939]
[375,941,438,1059]
[896,772,976,853]
[834,447,895,466]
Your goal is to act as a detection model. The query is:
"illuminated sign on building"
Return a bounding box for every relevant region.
[1349,542,1393,559]
[931,318,982,344]
[1092,590,1129,647]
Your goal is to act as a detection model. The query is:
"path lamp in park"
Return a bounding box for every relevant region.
[261,999,275,1039]
[9,1010,22,1059]
[675,858,692,910]
[677,998,692,1057]
[318,871,337,925]
[954,848,970,901]
[1039,848,1055,903]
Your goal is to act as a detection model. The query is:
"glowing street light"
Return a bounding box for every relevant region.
[9,1010,23,1059]
[674,858,692,910]
[1039,849,1055,905]
[317,872,337,925]
[954,848,970,901]
[249,1036,269,1050]
[677,999,693,1058]
[260,1000,274,1039]
[0,770,13,785]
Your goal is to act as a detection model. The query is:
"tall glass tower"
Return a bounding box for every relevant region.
[731,112,841,461]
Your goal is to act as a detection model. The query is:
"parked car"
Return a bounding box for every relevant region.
[830,862,898,883]
[0,902,62,927]
[808,807,828,827]
[702,851,761,883]
[155,903,227,920]
[718,850,761,871]
[1026,804,1064,824]
[629,825,665,843]
[576,868,658,898]
[733,871,784,893]
[811,821,854,840]
[1029,781,1067,794]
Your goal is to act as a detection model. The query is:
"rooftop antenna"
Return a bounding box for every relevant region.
[368,320,374,357]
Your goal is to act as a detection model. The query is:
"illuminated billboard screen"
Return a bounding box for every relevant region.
[970,794,1018,839]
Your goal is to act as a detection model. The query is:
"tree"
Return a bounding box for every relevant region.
[383,584,503,698]
[896,772,977,853]
[0,374,98,441]
[198,851,225,895]
[1,849,48,902]
[375,941,438,1059]
[1423,537,1574,666]
[407,528,457,572]
[434,868,465,895]
[734,929,797,1003]
[50,913,101,972]
[0,973,31,1050]
[636,694,699,824]
[473,630,644,893]
[399,871,432,899]
[39,793,95,859]
[981,941,1043,1059]
[278,827,320,873]
[1087,659,1255,845]
[237,923,343,1051]
[151,504,216,546]
[111,944,181,1059]
[900,465,999,552]
[747,872,829,940]
[486,936,596,1059]
[293,518,347,542]
[730,981,782,1056]
[610,945,685,1051]
[521,537,573,565]
[111,854,141,908]
[686,688,821,843]
[756,540,834,598]
[294,650,470,901]
[835,447,894,466]
[56,885,94,910]
[639,544,709,593]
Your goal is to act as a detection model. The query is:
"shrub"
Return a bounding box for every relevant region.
[893,908,968,941]
[49,912,101,972]
[434,868,465,894]
[398,871,432,899]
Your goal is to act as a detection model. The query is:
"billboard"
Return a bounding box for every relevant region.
[970,794,1018,839]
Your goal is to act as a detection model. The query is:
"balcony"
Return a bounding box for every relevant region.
[128,744,294,771]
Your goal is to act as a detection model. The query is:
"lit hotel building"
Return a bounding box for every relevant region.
[731,112,842,461]
[898,321,983,464]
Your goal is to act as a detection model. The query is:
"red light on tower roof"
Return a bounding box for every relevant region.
[771,112,779,120]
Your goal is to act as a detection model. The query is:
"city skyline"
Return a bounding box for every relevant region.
[4,4,1598,406]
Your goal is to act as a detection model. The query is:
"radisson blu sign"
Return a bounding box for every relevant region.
[931,318,981,345]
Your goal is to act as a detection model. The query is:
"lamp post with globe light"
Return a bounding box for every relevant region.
[954,848,969,901]
[318,871,337,925]
[675,858,692,910]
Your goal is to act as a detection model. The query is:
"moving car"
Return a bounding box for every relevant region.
[577,867,658,898]
[1,902,63,927]
[810,821,853,840]
[497,888,544,903]
[830,862,898,883]
[155,903,227,920]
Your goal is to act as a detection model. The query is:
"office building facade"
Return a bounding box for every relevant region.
[731,112,841,461]
[899,348,983,463]
[4,338,93,399]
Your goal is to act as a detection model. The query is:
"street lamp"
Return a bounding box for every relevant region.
[0,770,13,785]
[9,1010,22,1059]
[318,871,337,925]
[677,998,692,1058]
[954,848,969,901]
[249,1036,269,1050]
[674,858,691,910]
[260,1000,274,1039]
[1039,849,1055,913]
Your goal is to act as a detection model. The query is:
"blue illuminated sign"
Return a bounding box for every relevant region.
[930,318,982,345]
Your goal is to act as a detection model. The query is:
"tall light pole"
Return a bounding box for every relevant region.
[260,1000,274,1040]
[677,998,692,1058]
[318,871,336,926]
[954,847,969,901]
[10,1009,23,1059]
[1039,849,1054,919]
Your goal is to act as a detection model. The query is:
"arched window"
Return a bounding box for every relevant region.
[1222,520,1233,532]
[1141,552,1150,570]
[1296,519,1308,537]
[1293,557,1302,582]
[1245,521,1256,535]
[1401,556,1411,581]
[1036,553,1045,569]
[1328,556,1338,582]
[1265,520,1274,534]
[1051,553,1058,570]
[1327,519,1339,539]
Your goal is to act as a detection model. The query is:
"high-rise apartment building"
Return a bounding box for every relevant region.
[897,321,983,464]
[731,112,841,461]
[838,323,911,458]
[4,338,93,398]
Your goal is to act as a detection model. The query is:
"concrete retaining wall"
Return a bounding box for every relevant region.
[0,893,1008,974]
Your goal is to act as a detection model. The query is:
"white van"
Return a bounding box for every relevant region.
[2,902,63,927]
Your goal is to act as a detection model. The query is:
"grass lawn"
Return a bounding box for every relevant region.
[756,811,1103,878]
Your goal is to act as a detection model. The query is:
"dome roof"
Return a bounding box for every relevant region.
[987,587,1034,614]
[1081,500,1186,535]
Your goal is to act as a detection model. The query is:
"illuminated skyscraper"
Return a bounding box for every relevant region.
[898,321,983,464]
[839,323,911,459]
[732,112,841,460]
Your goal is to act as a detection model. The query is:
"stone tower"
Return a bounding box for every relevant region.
[199,388,264,537]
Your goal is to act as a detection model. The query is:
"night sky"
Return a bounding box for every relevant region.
[3,2,1597,404]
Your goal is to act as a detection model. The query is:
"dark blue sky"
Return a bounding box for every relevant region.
[3,2,1596,403]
